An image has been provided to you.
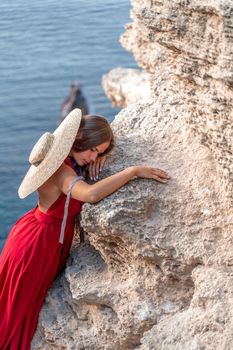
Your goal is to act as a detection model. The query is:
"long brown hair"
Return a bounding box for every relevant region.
[72,114,114,155]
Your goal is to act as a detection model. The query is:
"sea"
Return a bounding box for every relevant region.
[0,0,136,251]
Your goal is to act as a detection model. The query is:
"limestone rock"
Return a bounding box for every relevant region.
[32,1,233,349]
[119,0,233,196]
[102,68,153,107]
[137,266,233,350]
[33,103,232,349]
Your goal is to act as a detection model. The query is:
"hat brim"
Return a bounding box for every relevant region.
[18,108,82,199]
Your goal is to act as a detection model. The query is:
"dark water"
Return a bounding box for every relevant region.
[0,0,136,250]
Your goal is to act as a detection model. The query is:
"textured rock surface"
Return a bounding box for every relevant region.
[119,0,233,196]
[137,266,233,350]
[102,68,153,107]
[33,103,232,349]
[32,1,232,349]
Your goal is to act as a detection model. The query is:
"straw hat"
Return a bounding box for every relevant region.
[18,108,82,199]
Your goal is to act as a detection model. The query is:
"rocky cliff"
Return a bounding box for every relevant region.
[104,0,233,198]
[32,1,232,349]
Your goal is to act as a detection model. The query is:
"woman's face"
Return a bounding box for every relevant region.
[71,141,110,166]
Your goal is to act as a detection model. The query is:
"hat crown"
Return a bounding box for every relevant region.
[29,132,54,166]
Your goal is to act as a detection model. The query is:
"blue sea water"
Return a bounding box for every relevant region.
[0,0,136,250]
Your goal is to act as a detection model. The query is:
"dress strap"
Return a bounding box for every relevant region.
[59,175,84,244]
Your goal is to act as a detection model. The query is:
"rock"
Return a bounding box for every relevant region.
[33,103,232,349]
[119,0,233,198]
[60,81,89,123]
[102,68,153,107]
[33,1,233,349]
[138,266,233,350]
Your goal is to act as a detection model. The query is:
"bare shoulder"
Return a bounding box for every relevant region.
[38,163,75,194]
[55,162,76,178]
[54,162,89,196]
[52,163,77,189]
[38,162,89,209]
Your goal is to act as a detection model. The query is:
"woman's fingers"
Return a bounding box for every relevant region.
[141,167,170,183]
[88,161,96,180]
[99,156,107,172]
[89,161,98,180]
[152,168,170,179]
[153,175,169,183]
[89,156,107,180]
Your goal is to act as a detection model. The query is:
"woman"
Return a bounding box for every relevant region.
[0,109,169,349]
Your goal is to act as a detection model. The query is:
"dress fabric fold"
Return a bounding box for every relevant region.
[0,158,83,350]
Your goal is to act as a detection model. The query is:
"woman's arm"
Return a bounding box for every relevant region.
[56,164,170,204]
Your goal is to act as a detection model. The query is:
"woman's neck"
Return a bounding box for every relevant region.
[69,156,87,177]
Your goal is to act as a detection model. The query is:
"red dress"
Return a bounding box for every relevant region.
[0,159,83,350]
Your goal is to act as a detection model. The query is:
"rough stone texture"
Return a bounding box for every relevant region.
[102,68,153,107]
[33,103,232,349]
[137,266,233,350]
[119,0,233,197]
[32,1,233,349]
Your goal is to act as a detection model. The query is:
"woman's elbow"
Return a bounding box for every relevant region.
[86,190,100,204]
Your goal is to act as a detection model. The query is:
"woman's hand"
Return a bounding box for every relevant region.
[88,155,107,180]
[134,166,170,183]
